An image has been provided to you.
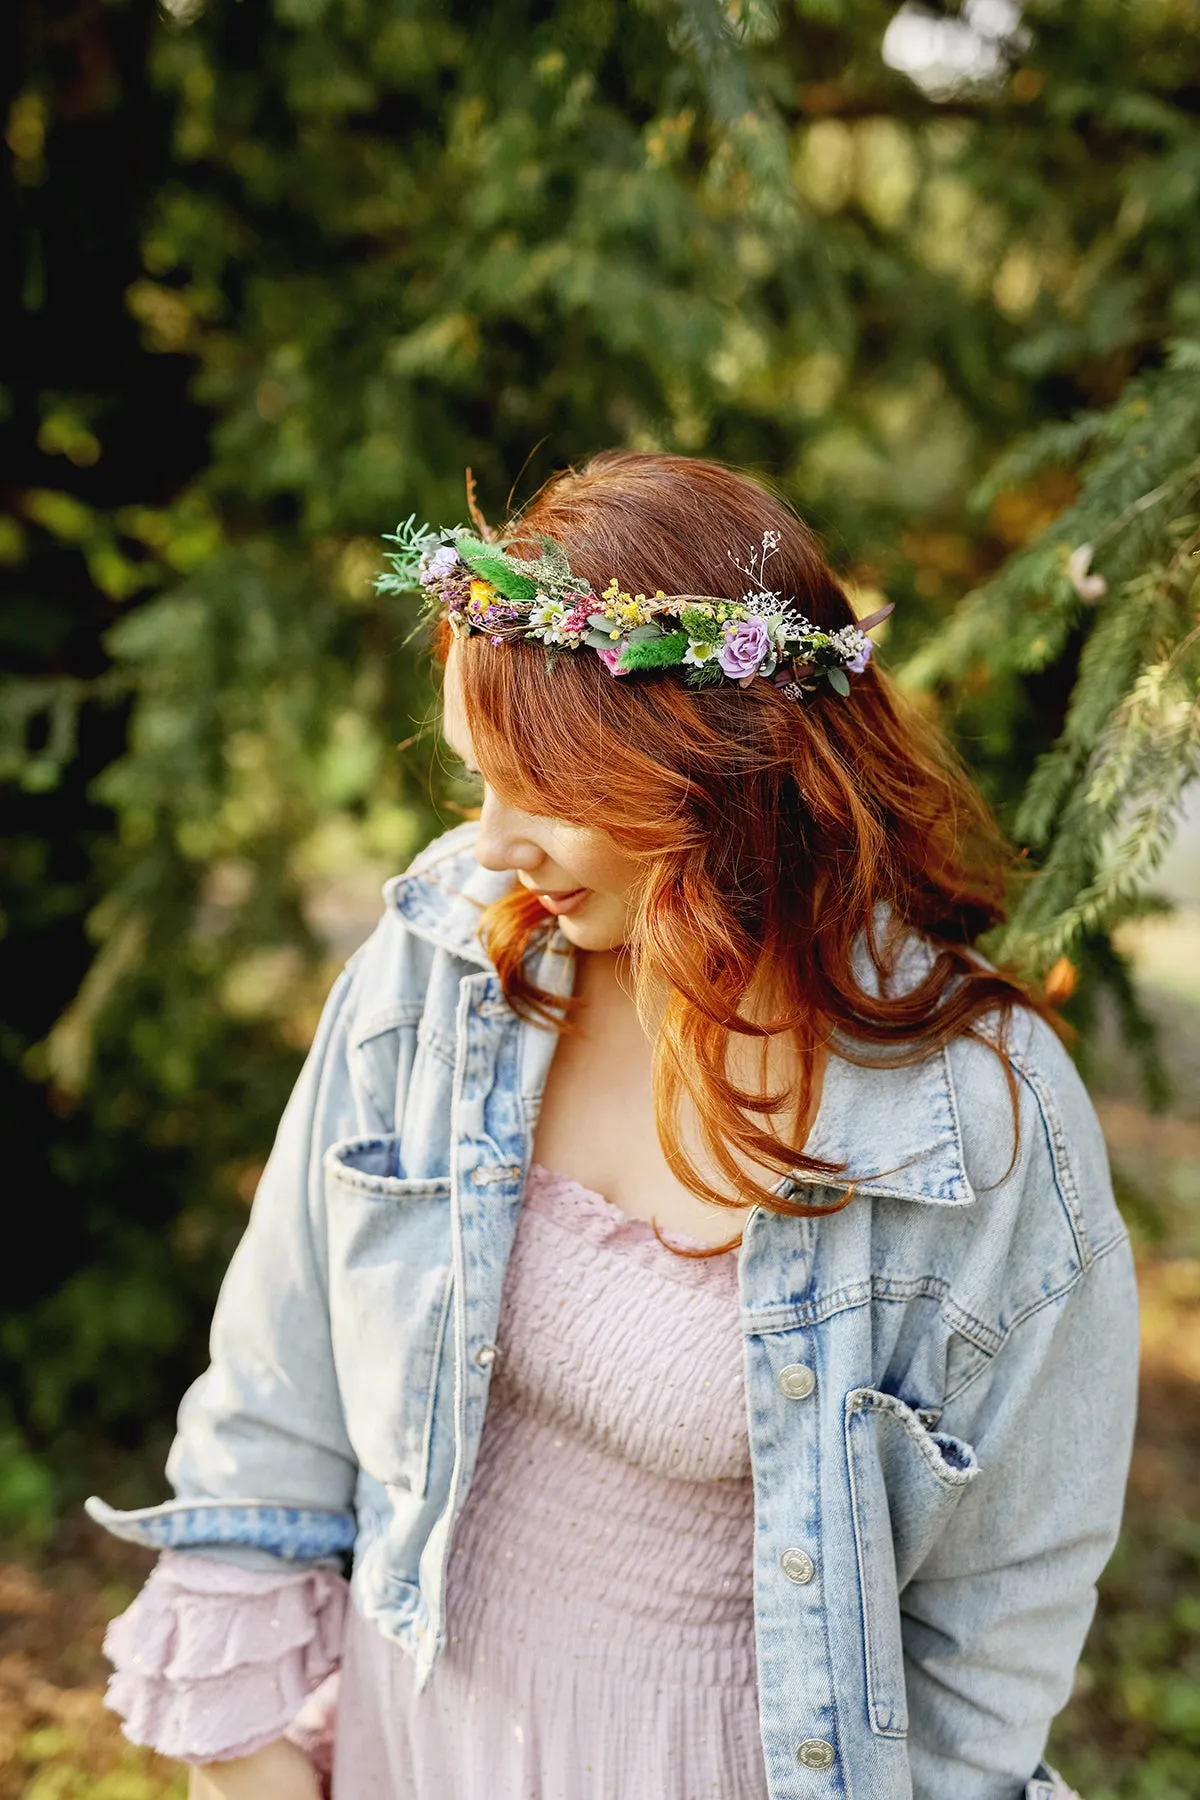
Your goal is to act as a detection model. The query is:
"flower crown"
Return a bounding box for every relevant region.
[376,518,892,700]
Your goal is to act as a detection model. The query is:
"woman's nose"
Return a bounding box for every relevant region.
[472,793,544,875]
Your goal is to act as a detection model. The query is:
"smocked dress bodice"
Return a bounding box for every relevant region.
[333,1158,766,1797]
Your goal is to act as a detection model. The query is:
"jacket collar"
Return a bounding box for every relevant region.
[386,820,510,972]
[385,826,976,1208]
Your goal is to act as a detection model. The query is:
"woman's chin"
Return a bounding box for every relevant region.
[553,906,628,953]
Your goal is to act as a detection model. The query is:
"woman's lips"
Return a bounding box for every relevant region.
[536,886,590,916]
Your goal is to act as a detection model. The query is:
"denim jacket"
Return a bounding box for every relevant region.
[88,820,1137,1800]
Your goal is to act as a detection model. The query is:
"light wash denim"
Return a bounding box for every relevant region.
[88,820,1136,1800]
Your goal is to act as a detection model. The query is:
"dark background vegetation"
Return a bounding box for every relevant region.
[2,1,1198,1794]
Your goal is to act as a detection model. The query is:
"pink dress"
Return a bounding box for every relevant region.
[101,1162,768,1798]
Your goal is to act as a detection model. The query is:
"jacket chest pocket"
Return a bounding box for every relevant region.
[324,1134,453,1500]
[844,1387,980,1738]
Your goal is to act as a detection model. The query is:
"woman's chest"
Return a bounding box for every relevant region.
[528,986,820,1252]
[528,1010,745,1247]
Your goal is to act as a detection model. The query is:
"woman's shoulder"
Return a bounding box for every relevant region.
[860,919,1126,1274]
[940,994,1127,1286]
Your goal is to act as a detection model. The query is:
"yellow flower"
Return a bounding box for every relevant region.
[469,579,496,607]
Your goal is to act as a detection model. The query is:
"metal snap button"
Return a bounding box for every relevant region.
[797,1738,835,1770]
[474,1343,498,1369]
[780,1547,814,1584]
[777,1362,815,1399]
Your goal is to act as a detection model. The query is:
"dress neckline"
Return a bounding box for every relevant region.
[525,1159,742,1256]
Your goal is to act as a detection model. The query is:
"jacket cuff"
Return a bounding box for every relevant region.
[85,1494,356,1563]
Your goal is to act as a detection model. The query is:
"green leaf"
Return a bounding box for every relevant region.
[678,607,722,643]
[617,632,690,670]
[683,660,725,688]
[452,543,540,602]
[827,667,850,696]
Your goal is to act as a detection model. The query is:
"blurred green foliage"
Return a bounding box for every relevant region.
[2,11,1199,1789]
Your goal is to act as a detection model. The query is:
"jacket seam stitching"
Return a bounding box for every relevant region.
[1012,1055,1092,1270]
[351,1002,425,1047]
[844,1392,909,1740]
[743,1276,1004,1352]
[818,1329,862,1790]
[940,1233,1128,1406]
[416,1021,459,1068]
[937,1037,972,1205]
[941,1299,1004,1357]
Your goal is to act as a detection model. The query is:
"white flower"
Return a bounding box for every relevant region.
[683,638,719,666]
[528,596,571,643]
[741,585,783,615]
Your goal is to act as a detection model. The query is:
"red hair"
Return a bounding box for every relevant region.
[431,451,1057,1244]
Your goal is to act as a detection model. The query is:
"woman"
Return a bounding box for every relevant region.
[89,452,1137,1800]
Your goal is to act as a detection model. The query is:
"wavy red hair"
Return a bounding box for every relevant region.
[429,451,1056,1238]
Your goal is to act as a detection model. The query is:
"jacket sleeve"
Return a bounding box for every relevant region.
[901,1226,1139,1800]
[86,951,371,1565]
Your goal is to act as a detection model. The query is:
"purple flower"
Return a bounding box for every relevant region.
[845,638,872,676]
[420,544,460,585]
[717,616,772,680]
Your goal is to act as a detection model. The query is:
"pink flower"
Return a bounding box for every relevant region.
[562,599,597,634]
[595,644,629,677]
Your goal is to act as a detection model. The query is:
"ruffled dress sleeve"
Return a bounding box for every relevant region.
[100,1549,347,1768]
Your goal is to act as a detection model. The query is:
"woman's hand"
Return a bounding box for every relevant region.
[187,1736,322,1800]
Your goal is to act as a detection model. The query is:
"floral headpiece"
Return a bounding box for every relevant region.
[376,518,892,700]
